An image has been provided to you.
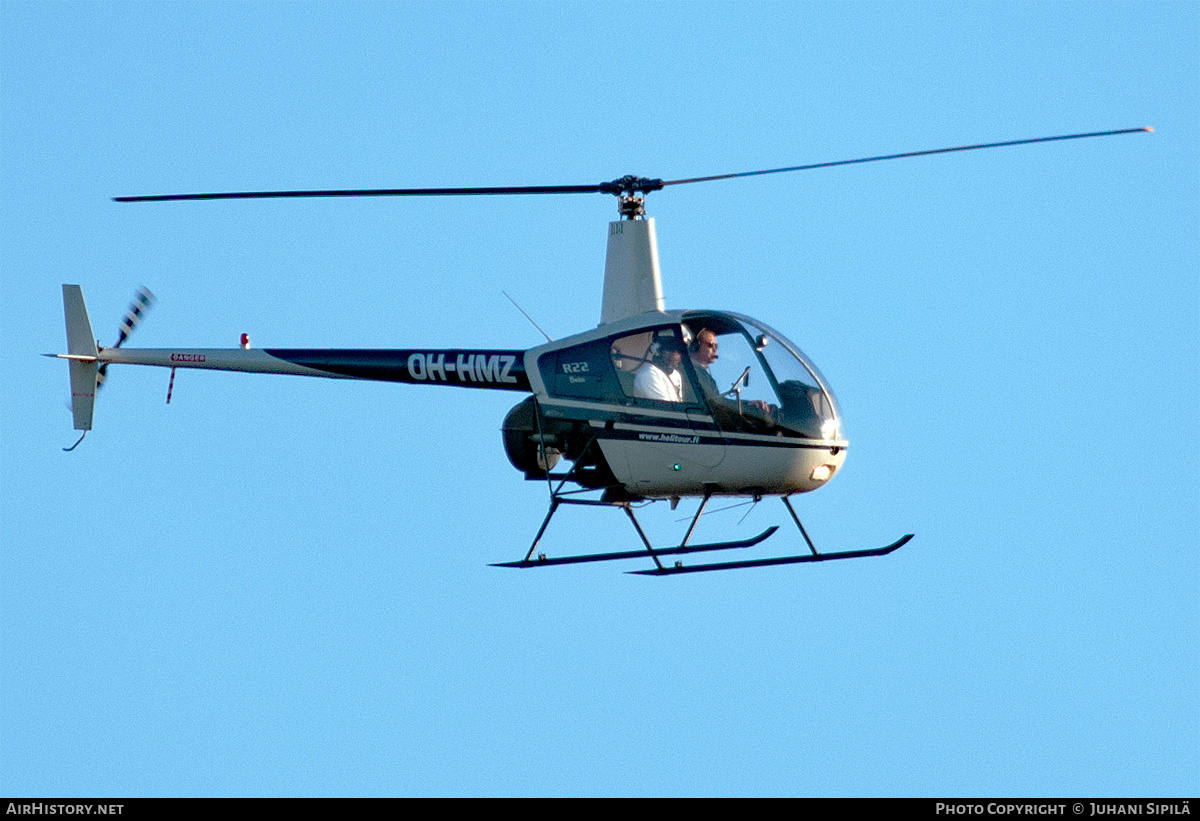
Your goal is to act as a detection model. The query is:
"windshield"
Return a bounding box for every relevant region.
[683,312,844,441]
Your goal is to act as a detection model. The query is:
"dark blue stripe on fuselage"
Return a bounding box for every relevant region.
[264,349,531,392]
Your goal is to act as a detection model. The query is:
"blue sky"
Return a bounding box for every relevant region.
[2,1,1196,797]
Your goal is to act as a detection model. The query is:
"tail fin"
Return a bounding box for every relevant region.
[62,285,99,430]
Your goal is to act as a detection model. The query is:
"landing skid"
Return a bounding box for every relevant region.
[491,526,778,568]
[628,533,913,575]
[498,478,911,574]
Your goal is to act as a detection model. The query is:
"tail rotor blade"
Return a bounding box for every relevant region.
[115,286,155,348]
[97,287,155,390]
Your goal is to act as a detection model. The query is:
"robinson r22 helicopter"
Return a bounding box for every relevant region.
[53,127,1151,574]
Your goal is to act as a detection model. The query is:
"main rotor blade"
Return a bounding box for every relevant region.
[114,183,605,203]
[113,127,1150,203]
[661,127,1153,187]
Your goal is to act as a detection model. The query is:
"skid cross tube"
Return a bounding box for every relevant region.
[783,495,820,557]
[519,417,610,562]
[623,502,664,570]
[519,495,635,563]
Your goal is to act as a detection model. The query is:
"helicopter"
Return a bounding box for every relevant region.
[51,127,1151,575]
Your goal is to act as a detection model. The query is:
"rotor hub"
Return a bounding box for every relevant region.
[599,176,664,220]
[616,194,646,219]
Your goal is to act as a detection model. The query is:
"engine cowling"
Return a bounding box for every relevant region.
[501,397,561,477]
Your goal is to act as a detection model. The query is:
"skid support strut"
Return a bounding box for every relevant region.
[493,489,778,569]
[628,495,913,575]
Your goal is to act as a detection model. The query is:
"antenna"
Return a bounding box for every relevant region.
[502,291,552,343]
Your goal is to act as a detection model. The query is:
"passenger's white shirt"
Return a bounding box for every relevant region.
[634,363,683,402]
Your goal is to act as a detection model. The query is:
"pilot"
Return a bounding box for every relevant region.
[689,327,774,424]
[689,328,721,398]
[634,337,686,402]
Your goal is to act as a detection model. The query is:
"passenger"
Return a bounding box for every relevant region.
[634,337,686,402]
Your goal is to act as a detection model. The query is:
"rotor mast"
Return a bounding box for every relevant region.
[598,176,667,326]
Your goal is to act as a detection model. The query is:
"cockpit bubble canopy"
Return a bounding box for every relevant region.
[536,310,843,441]
[682,311,843,441]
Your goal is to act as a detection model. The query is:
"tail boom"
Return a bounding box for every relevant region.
[52,284,532,441]
[85,347,532,391]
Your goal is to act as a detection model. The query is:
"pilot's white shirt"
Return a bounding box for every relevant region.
[634,363,683,402]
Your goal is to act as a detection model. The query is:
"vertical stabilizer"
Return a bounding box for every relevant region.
[62,285,99,430]
[600,218,665,325]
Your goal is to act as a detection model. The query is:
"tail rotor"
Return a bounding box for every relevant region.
[54,285,155,450]
[96,286,155,391]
